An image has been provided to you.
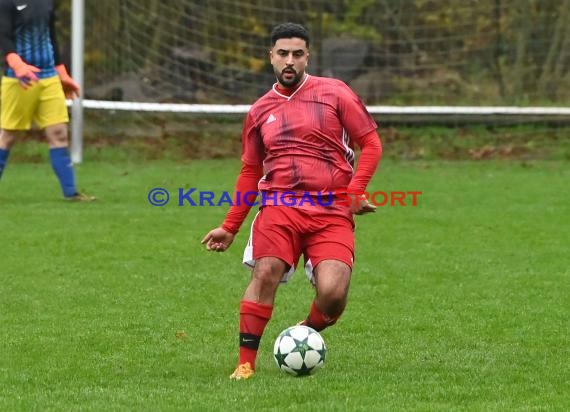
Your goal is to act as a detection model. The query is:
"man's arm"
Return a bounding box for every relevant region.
[201,162,263,252]
[0,1,15,58]
[222,162,264,234]
[49,3,62,65]
[202,111,265,251]
[347,129,382,214]
[334,81,382,213]
[49,4,80,99]
[347,130,382,194]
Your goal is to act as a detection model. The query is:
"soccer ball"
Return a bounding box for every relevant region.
[273,325,327,376]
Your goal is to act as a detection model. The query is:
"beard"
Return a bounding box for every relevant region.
[275,67,304,88]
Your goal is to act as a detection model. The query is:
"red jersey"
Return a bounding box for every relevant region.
[241,75,378,196]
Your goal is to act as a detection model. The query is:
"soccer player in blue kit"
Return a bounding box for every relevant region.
[0,0,94,200]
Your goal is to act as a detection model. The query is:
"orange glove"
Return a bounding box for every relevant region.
[55,64,80,99]
[6,53,40,89]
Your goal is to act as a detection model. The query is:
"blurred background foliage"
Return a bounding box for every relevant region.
[53,0,569,106]
[51,0,570,105]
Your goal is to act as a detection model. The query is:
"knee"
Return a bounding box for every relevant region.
[319,290,348,317]
[0,130,18,149]
[252,266,281,289]
[46,125,69,147]
[251,258,287,289]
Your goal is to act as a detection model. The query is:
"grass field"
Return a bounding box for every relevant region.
[1,156,569,411]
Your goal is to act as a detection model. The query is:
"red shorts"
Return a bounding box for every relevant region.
[242,206,355,283]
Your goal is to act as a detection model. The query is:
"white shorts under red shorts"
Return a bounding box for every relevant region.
[242,206,355,283]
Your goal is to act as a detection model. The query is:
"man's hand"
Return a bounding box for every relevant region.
[6,53,40,89]
[55,64,80,99]
[351,194,377,215]
[201,227,235,252]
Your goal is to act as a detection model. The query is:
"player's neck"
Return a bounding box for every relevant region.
[275,73,308,96]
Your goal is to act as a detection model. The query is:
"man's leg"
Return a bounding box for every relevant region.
[44,123,77,198]
[300,215,355,331]
[232,206,301,379]
[38,76,94,201]
[44,123,95,201]
[302,259,352,331]
[231,256,287,380]
[0,129,18,179]
[1,76,32,181]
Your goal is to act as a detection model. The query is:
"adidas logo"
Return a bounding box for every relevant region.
[266,113,276,124]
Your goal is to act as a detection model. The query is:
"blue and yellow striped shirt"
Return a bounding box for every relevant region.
[0,0,60,79]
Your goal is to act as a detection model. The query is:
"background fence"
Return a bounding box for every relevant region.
[4,0,567,159]
[54,0,569,107]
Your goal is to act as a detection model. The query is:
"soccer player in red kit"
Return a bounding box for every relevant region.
[201,22,382,380]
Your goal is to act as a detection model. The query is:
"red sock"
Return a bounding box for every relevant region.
[302,300,340,332]
[238,300,273,369]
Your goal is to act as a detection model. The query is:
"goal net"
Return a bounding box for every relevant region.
[57,0,570,156]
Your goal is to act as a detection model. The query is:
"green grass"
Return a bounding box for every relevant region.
[12,122,570,162]
[0,158,569,411]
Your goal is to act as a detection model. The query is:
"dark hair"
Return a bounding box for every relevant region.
[270,23,311,47]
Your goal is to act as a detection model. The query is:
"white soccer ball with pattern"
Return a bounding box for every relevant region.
[273,325,327,376]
